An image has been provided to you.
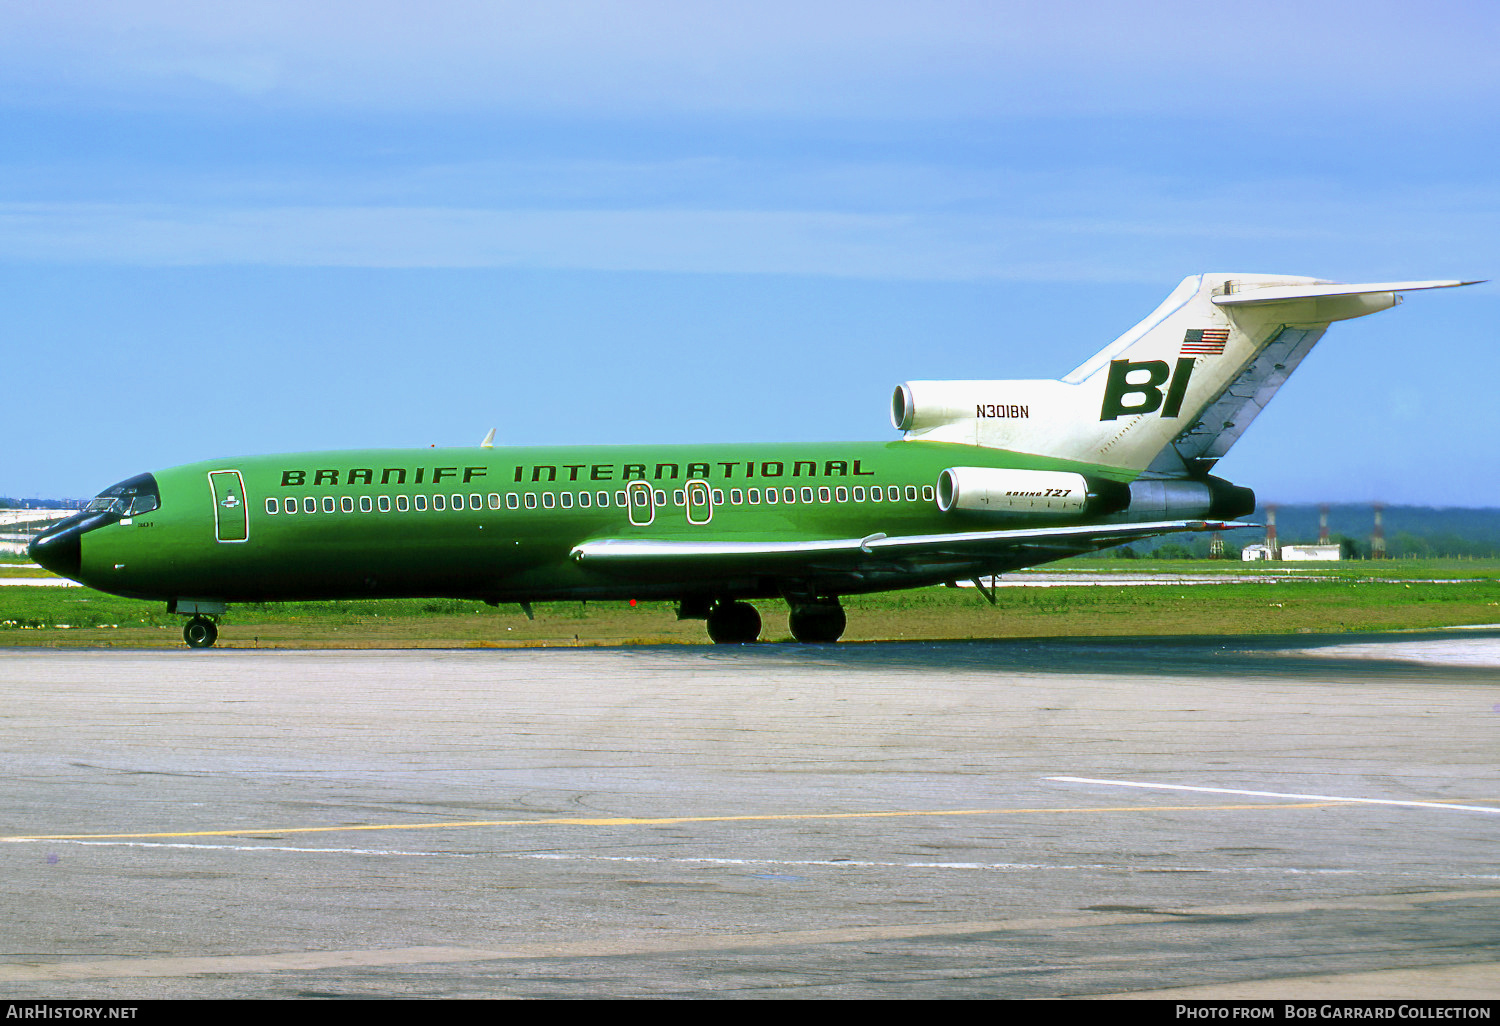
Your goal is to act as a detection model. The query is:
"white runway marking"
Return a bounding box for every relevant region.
[22,838,1500,883]
[1050,776,1500,815]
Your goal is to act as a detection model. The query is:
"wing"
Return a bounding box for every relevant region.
[572,519,1256,590]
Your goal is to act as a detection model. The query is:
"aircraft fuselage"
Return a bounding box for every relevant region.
[49,439,1135,609]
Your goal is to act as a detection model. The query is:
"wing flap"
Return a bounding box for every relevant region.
[572,520,1256,570]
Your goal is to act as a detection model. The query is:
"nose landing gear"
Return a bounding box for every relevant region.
[169,600,227,649]
[183,615,219,649]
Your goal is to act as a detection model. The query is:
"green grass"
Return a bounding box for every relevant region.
[1048,556,1500,580]
[3,564,1499,648]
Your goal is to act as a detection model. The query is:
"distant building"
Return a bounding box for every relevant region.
[0,508,75,556]
[1281,544,1341,561]
[1242,542,1341,562]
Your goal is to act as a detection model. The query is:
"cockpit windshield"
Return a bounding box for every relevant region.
[84,473,160,518]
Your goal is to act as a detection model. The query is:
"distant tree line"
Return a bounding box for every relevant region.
[1108,504,1500,559]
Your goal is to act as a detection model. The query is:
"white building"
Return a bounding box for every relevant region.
[1241,543,1341,562]
[1280,544,1341,561]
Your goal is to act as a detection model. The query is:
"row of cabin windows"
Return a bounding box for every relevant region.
[263,484,935,517]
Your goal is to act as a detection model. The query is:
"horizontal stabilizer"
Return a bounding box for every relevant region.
[1213,279,1482,306]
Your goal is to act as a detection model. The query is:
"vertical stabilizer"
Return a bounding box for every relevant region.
[893,274,1476,476]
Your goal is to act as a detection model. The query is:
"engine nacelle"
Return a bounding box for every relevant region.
[935,468,1254,523]
[892,381,1042,432]
[937,467,1109,517]
[1123,477,1256,521]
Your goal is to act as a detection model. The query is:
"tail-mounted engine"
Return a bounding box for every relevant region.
[935,467,1253,522]
[936,467,1127,517]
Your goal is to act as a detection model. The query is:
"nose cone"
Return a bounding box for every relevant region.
[29,522,82,579]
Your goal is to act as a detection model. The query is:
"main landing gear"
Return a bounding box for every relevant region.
[183,615,219,649]
[689,596,847,644]
[705,600,761,644]
[787,600,846,644]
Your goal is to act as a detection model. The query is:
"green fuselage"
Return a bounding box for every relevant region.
[61,439,1130,606]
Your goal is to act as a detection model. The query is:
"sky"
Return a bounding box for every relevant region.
[3,0,1497,504]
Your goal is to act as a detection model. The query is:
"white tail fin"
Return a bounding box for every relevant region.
[893,273,1477,476]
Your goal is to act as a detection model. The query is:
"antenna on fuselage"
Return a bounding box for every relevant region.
[480,428,496,448]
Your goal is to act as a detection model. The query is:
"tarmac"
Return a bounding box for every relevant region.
[2,632,1498,999]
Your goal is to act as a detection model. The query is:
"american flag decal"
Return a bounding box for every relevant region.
[1181,327,1230,355]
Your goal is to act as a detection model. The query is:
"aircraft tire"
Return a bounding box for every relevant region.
[706,601,760,644]
[183,616,218,649]
[788,603,846,643]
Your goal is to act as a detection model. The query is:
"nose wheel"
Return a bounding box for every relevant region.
[183,616,219,649]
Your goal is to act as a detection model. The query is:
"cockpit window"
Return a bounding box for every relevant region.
[86,473,160,518]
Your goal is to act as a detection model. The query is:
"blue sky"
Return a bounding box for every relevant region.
[4,0,1496,503]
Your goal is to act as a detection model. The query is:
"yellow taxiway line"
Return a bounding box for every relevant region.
[3,800,1349,842]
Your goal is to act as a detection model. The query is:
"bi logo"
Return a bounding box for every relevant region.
[1099,358,1195,421]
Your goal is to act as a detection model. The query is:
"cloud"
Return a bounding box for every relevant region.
[1,188,1493,285]
[2,1,1497,118]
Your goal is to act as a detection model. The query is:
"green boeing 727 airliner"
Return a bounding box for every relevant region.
[31,273,1478,647]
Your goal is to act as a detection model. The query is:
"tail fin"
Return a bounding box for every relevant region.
[893,273,1477,476]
